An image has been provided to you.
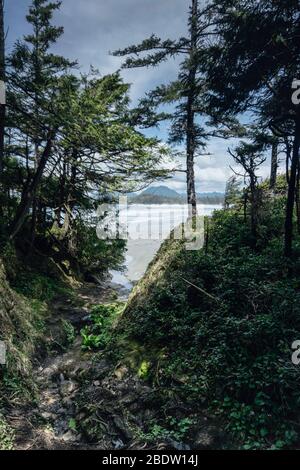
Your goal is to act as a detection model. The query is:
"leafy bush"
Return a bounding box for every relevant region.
[81,303,124,351]
[138,417,194,444]
[0,415,14,450]
[0,261,47,402]
[69,218,126,275]
[119,198,300,449]
[61,320,76,347]
[12,271,66,302]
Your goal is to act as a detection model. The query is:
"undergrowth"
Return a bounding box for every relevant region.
[0,414,14,450]
[81,303,124,351]
[114,191,300,449]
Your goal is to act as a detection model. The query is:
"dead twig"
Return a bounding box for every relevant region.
[181,277,221,303]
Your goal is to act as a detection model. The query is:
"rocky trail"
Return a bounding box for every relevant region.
[6,280,224,451]
[6,281,130,450]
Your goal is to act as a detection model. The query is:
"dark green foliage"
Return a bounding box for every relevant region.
[201,0,300,256]
[12,271,66,302]
[137,417,195,444]
[81,303,124,351]
[120,197,300,449]
[61,319,76,347]
[203,0,300,116]
[0,259,48,405]
[0,415,14,450]
[69,218,126,276]
[224,176,242,209]
[2,0,169,266]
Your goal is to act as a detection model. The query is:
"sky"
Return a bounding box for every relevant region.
[5,0,274,193]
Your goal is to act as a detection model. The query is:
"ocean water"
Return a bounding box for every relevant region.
[110,204,221,286]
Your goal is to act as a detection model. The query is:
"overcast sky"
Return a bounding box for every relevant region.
[5,0,273,193]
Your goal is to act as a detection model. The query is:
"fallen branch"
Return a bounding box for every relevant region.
[181,277,221,303]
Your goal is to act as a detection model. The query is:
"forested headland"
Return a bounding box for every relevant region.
[0,0,300,452]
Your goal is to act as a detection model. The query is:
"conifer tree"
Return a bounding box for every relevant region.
[202,0,300,256]
[6,1,169,244]
[114,0,214,217]
[224,176,241,210]
[7,0,75,239]
[0,0,5,177]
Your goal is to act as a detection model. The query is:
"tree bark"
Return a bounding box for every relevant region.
[296,159,300,235]
[9,137,53,240]
[249,167,260,247]
[269,142,278,190]
[53,161,67,230]
[285,137,291,185]
[243,189,248,223]
[0,0,5,177]
[186,0,198,218]
[284,117,300,257]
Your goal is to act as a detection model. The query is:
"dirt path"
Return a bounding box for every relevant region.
[8,281,174,450]
[7,282,121,450]
[7,281,225,450]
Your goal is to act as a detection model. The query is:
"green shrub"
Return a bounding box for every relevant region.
[0,415,14,450]
[62,320,76,347]
[69,219,126,274]
[0,261,47,401]
[81,303,124,351]
[12,271,66,302]
[119,198,300,449]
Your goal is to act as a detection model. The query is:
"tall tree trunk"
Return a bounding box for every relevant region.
[269,142,278,190]
[28,198,37,257]
[0,0,5,178]
[296,159,300,235]
[53,161,66,230]
[9,137,53,240]
[285,137,291,184]
[249,171,259,247]
[67,157,78,256]
[61,151,77,254]
[243,189,248,224]
[285,117,300,257]
[186,0,198,218]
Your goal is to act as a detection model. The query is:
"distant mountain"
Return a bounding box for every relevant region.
[128,186,224,205]
[141,186,182,198]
